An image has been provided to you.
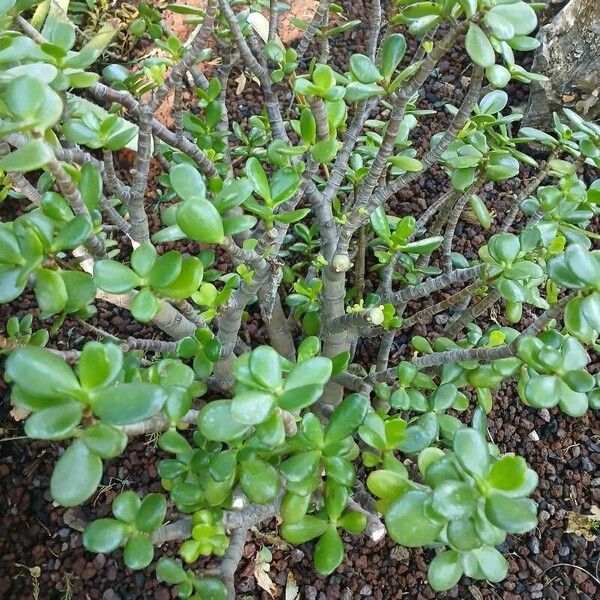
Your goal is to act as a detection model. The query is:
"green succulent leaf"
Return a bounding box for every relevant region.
[51,440,103,507]
[123,533,154,570]
[324,393,369,444]
[386,490,444,547]
[91,384,167,425]
[170,162,206,201]
[428,550,463,592]
[465,24,495,68]
[83,518,128,554]
[485,494,537,533]
[313,525,344,575]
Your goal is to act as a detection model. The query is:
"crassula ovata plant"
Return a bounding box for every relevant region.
[1,0,599,597]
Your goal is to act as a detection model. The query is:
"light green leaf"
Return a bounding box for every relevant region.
[83,518,128,553]
[170,162,206,201]
[465,24,495,68]
[51,440,103,507]
[91,383,166,425]
[0,139,54,172]
[428,550,463,591]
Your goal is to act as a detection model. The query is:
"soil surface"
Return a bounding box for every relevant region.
[1,2,599,600]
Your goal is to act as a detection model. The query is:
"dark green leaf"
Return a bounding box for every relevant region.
[0,139,54,172]
[324,393,368,444]
[380,34,406,79]
[231,391,276,425]
[81,423,127,459]
[281,515,328,544]
[349,54,382,84]
[313,525,344,575]
[485,494,537,533]
[240,458,279,504]
[135,493,166,532]
[176,200,224,244]
[94,260,140,293]
[453,428,489,479]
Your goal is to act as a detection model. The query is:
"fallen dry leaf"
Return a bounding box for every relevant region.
[566,505,600,541]
[285,571,300,600]
[253,552,276,597]
[469,585,484,600]
[9,406,30,422]
[235,72,247,96]
[250,526,292,550]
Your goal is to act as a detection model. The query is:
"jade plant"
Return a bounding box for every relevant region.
[0,0,599,597]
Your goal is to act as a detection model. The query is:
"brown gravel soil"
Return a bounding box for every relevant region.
[1,1,599,599]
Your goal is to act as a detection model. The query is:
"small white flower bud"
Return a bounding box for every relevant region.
[332,254,351,272]
[369,307,385,326]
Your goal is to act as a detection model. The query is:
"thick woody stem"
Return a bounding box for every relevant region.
[220,495,283,599]
[318,10,330,63]
[45,156,106,257]
[128,105,152,243]
[122,337,177,353]
[334,371,373,395]
[295,0,331,61]
[373,295,572,379]
[222,236,263,269]
[376,331,396,372]
[402,281,481,328]
[102,149,130,202]
[215,167,315,374]
[173,72,184,146]
[367,0,382,60]
[219,527,246,599]
[320,264,350,407]
[441,174,486,273]
[261,293,296,360]
[355,225,366,301]
[119,409,199,437]
[328,308,384,333]
[268,0,279,43]
[391,265,481,305]
[100,195,132,235]
[149,0,218,112]
[172,299,208,330]
[89,83,218,178]
[308,96,330,140]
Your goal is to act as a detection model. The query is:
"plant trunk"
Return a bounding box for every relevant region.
[524,0,600,125]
